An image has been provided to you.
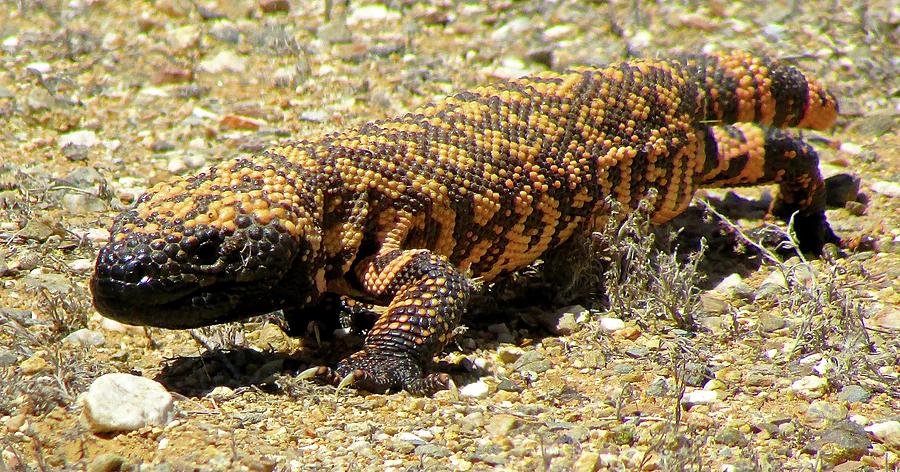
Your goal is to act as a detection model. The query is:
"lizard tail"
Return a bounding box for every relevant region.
[676,51,838,130]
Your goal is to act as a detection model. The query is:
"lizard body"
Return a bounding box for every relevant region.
[92,51,840,394]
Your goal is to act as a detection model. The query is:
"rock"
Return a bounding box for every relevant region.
[791,376,828,400]
[573,450,599,472]
[712,273,743,292]
[836,385,871,403]
[490,17,532,42]
[806,401,848,424]
[168,25,200,50]
[512,350,552,374]
[210,21,241,44]
[804,421,872,466]
[0,350,17,367]
[259,0,289,13]
[846,112,898,137]
[87,454,128,472]
[99,317,144,335]
[757,312,785,333]
[459,380,490,398]
[59,130,99,148]
[681,389,719,407]
[200,50,247,74]
[865,420,900,449]
[682,362,711,387]
[394,431,426,445]
[485,414,518,436]
[599,317,625,331]
[346,4,400,24]
[82,373,175,432]
[700,293,729,314]
[870,180,900,199]
[497,346,523,364]
[714,428,749,447]
[220,114,262,131]
[63,329,106,347]
[714,366,741,384]
[299,110,329,123]
[539,305,585,335]
[542,24,577,42]
[415,444,451,458]
[68,258,95,274]
[646,377,669,397]
[870,306,900,330]
[20,355,50,374]
[317,20,352,43]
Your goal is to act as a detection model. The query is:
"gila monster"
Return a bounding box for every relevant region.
[92,51,840,395]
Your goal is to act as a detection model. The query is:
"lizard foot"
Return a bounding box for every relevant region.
[298,350,455,396]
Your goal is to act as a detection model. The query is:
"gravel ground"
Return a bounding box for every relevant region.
[1,1,898,470]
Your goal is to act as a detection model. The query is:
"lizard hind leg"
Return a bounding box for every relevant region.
[698,123,839,254]
[314,248,474,395]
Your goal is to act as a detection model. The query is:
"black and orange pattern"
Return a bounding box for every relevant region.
[92,51,840,394]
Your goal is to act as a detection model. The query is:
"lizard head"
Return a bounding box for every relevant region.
[91,155,324,328]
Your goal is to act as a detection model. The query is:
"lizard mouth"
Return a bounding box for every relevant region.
[90,274,282,329]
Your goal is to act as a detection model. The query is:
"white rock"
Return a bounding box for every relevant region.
[712,273,744,292]
[63,329,105,347]
[490,17,532,42]
[68,258,94,274]
[865,421,900,449]
[839,142,864,156]
[26,62,51,74]
[199,50,247,74]
[300,110,329,122]
[871,180,900,199]
[168,25,200,50]
[101,32,123,50]
[682,389,720,406]
[82,373,174,432]
[86,228,110,243]
[459,380,490,398]
[347,4,400,24]
[394,431,426,445]
[2,36,19,48]
[183,154,207,169]
[761,271,787,288]
[600,317,626,331]
[98,316,144,336]
[790,375,828,400]
[59,130,99,148]
[542,24,577,42]
[167,157,187,174]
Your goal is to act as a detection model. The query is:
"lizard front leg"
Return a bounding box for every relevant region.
[306,248,474,395]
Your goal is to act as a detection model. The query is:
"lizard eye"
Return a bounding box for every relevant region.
[195,241,219,266]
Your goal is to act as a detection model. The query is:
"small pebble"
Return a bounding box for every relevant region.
[20,355,50,374]
[485,414,518,436]
[599,317,625,331]
[865,421,900,449]
[682,389,719,407]
[199,50,247,74]
[791,375,828,400]
[63,328,106,347]
[459,380,490,398]
[836,385,871,403]
[870,181,900,198]
[394,431,426,445]
[59,130,99,148]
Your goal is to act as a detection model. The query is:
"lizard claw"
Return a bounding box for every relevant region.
[336,370,361,397]
[297,365,335,382]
